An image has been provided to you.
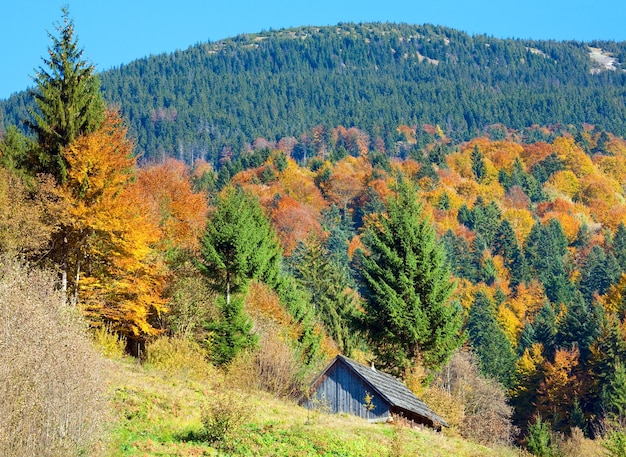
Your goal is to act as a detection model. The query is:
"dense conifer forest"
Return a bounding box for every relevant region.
[2,22,626,164]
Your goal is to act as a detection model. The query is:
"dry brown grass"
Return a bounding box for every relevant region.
[0,257,109,456]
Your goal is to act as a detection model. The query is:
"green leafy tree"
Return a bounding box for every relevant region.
[198,185,282,305]
[360,178,464,375]
[27,7,105,182]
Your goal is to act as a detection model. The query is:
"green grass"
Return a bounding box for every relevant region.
[104,358,522,457]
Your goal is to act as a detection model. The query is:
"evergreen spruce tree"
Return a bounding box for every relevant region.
[207,296,258,366]
[360,178,464,375]
[519,321,537,355]
[199,186,282,364]
[467,291,516,386]
[0,126,32,174]
[291,237,359,355]
[442,230,479,282]
[534,302,558,358]
[579,245,620,303]
[470,145,487,183]
[592,315,626,417]
[199,185,282,304]
[525,219,573,304]
[604,362,626,420]
[493,219,527,290]
[27,7,105,182]
[613,223,626,274]
[555,291,601,362]
[526,416,557,457]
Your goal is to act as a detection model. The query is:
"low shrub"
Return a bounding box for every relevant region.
[144,336,213,380]
[429,350,516,446]
[0,258,109,457]
[227,322,306,398]
[93,324,127,359]
[200,388,250,450]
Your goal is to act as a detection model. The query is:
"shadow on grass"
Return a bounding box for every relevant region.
[175,428,207,444]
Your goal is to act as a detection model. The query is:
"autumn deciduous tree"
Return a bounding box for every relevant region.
[58,109,166,336]
[511,343,546,433]
[321,156,371,212]
[536,347,583,432]
[270,195,324,256]
[136,159,208,254]
[0,168,60,257]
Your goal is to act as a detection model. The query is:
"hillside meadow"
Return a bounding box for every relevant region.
[103,345,527,457]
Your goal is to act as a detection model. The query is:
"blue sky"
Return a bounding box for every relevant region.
[2,0,626,99]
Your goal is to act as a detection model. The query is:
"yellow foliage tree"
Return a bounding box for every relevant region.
[552,137,595,177]
[321,156,371,211]
[502,208,535,245]
[279,158,328,211]
[509,280,547,323]
[497,303,522,348]
[58,109,166,336]
[546,170,580,199]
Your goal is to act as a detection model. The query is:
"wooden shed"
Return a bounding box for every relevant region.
[304,355,448,429]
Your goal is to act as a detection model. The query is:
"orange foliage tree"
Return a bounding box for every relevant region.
[58,109,166,336]
[321,156,371,211]
[536,347,583,430]
[270,195,325,256]
[136,159,208,254]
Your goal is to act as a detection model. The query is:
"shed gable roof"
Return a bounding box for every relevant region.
[317,355,448,427]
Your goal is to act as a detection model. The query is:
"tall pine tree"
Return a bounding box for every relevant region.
[27,7,105,182]
[199,185,282,305]
[360,178,464,375]
[467,291,516,387]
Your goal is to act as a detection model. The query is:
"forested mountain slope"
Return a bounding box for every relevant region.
[2,22,626,163]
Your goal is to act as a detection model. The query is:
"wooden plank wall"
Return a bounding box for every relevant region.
[309,361,390,421]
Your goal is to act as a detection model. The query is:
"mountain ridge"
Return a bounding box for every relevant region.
[2,22,626,163]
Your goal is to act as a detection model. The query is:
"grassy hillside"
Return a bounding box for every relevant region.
[105,355,522,457]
